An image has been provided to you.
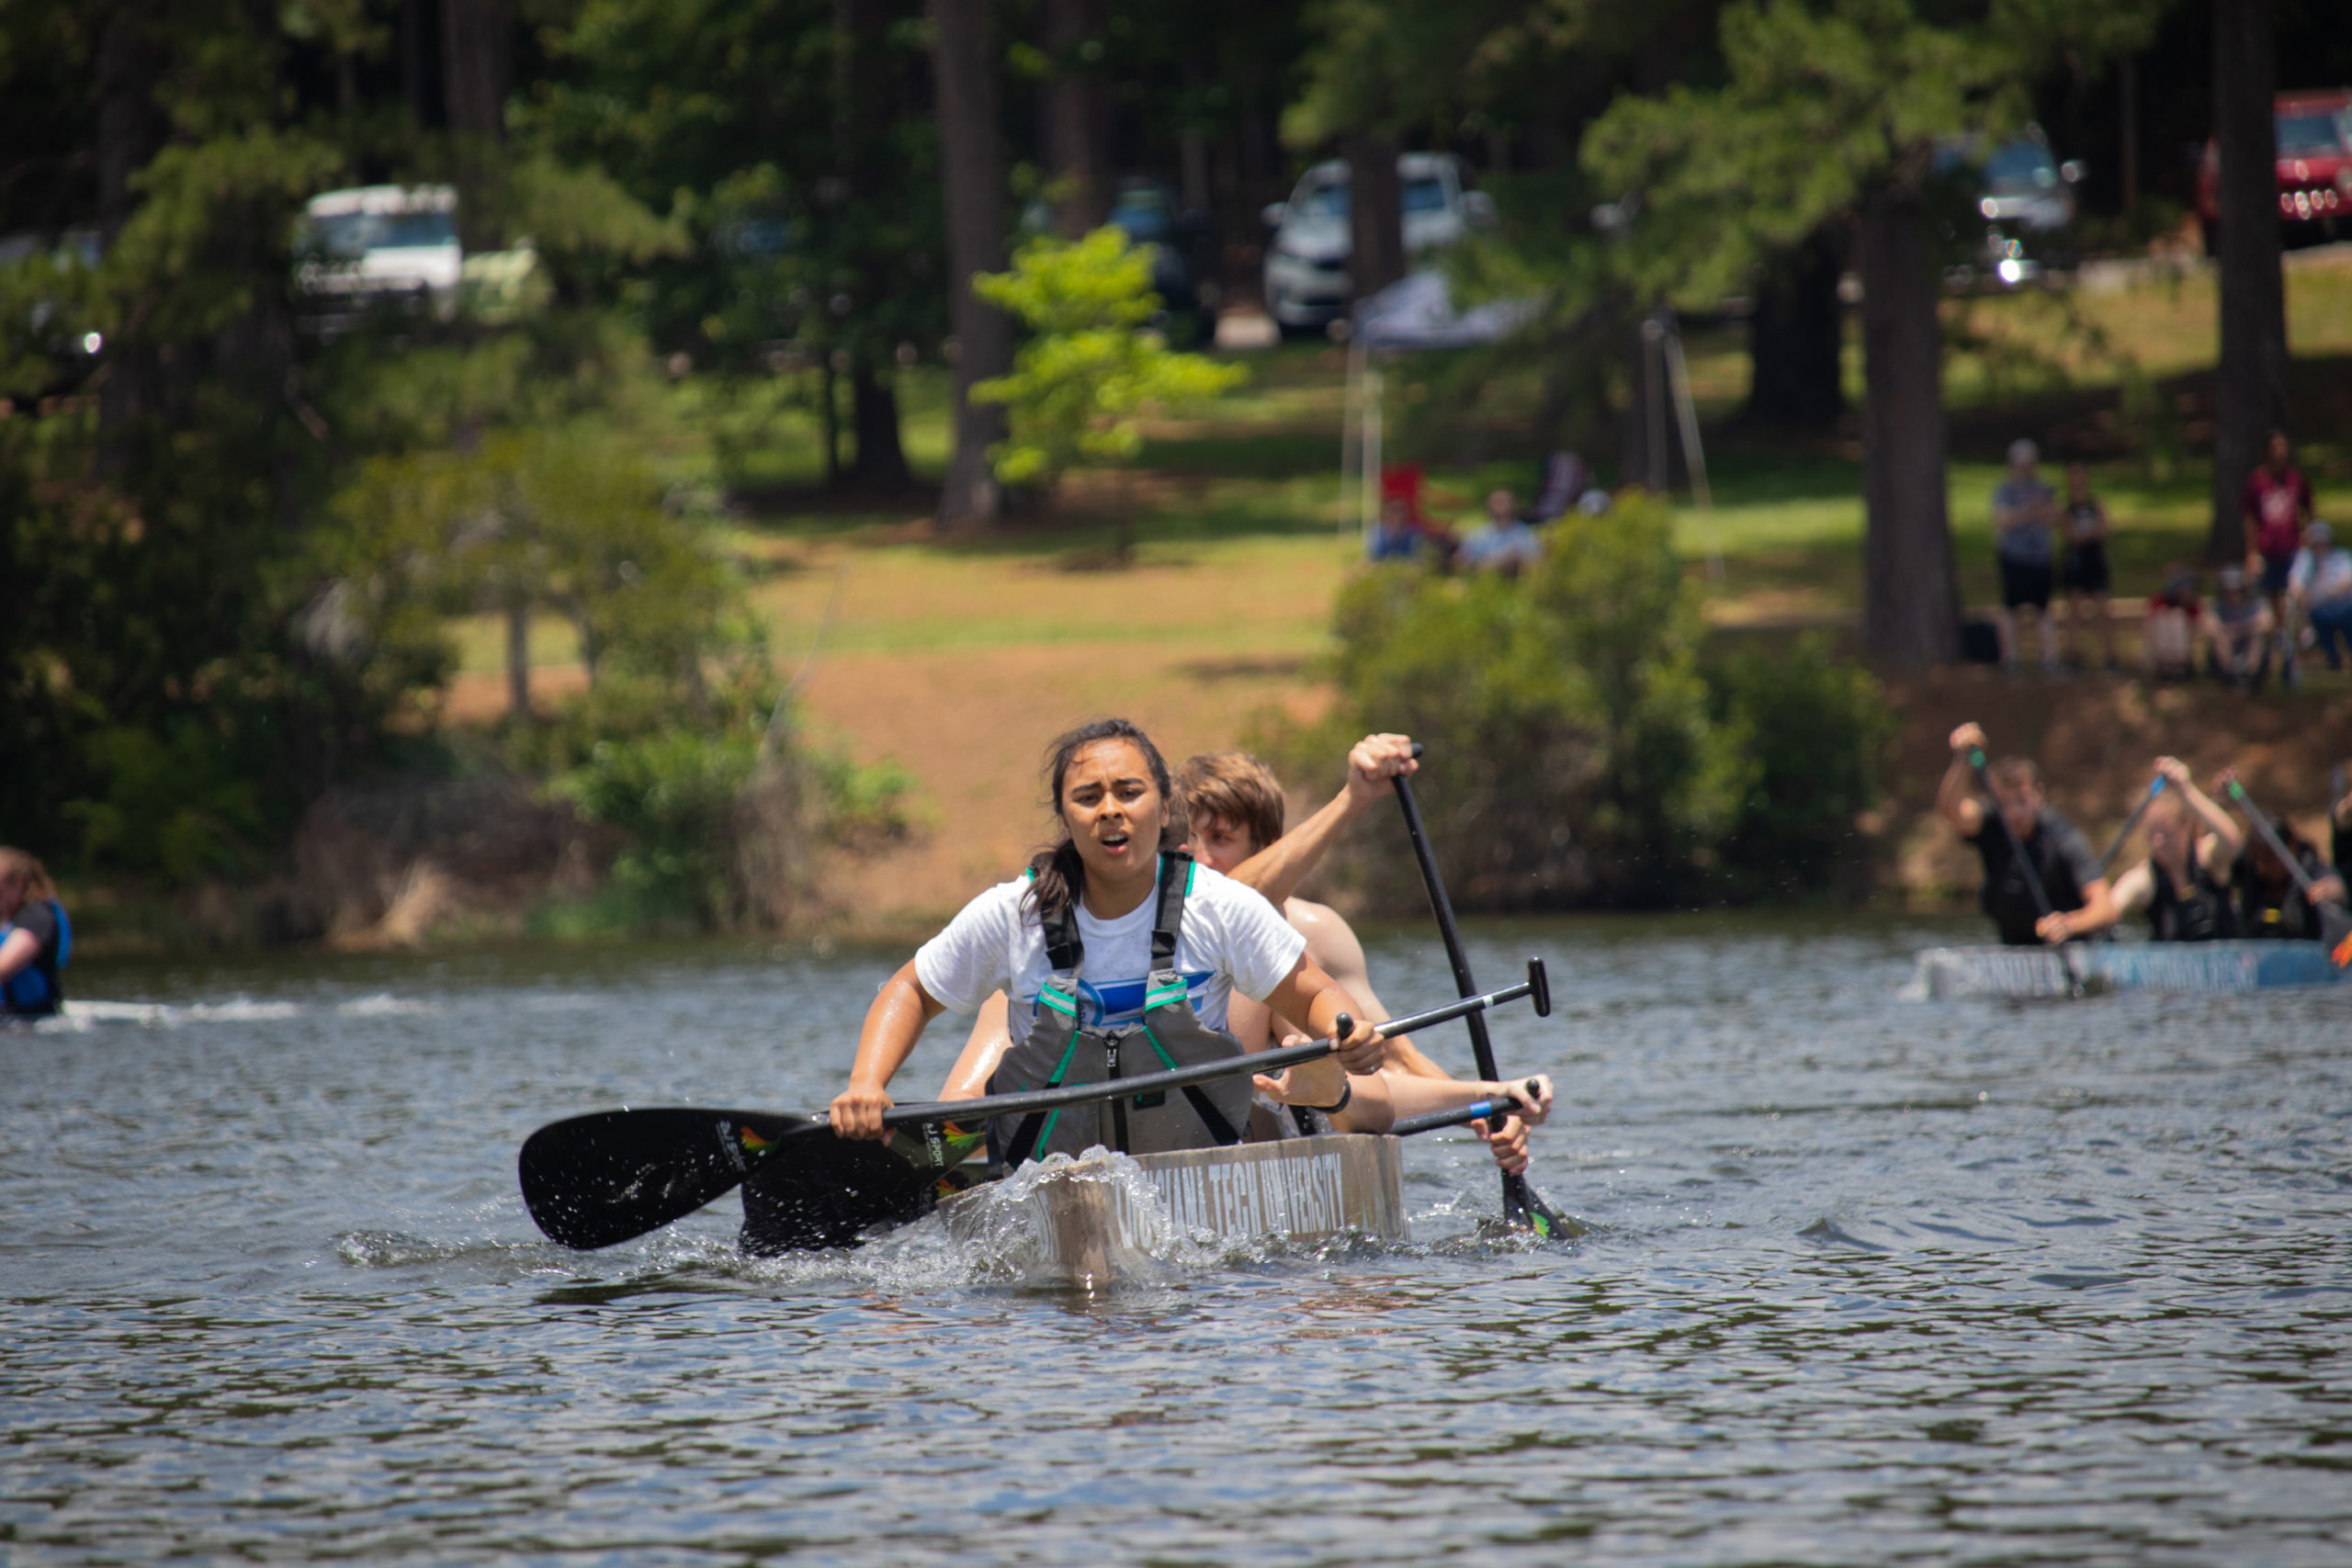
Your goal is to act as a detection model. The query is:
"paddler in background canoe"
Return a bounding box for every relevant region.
[1937,723,2119,946]
[2109,758,2245,941]
[0,847,71,1021]
[829,718,1385,1167]
[1175,742,1555,1176]
[2222,771,2346,941]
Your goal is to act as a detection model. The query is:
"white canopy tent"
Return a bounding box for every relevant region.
[1337,274,1718,576]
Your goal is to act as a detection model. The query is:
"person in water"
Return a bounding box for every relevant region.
[1937,724,2118,946]
[0,848,71,1019]
[2108,759,2245,942]
[1174,743,1555,1174]
[830,719,1385,1165]
[2225,795,2346,942]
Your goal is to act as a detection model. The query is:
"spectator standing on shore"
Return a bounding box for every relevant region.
[2204,566,2274,689]
[2289,522,2352,671]
[2059,461,2116,670]
[1936,722,2118,946]
[1993,439,2061,674]
[2109,759,2244,942]
[2243,431,2313,682]
[1459,489,1544,577]
[2143,565,2200,679]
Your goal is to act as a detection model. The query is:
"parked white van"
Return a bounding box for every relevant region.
[1260,153,1493,335]
[295,186,462,322]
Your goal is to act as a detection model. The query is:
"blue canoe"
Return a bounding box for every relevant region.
[1914,941,2346,999]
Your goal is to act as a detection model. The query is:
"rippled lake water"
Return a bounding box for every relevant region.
[6,916,2349,1565]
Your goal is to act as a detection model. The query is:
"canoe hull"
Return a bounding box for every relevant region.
[938,1134,1407,1287]
[1915,941,2346,999]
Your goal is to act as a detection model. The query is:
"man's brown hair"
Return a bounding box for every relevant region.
[1986,756,2041,792]
[1173,750,1286,852]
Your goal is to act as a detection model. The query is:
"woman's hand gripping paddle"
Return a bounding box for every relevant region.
[1391,744,1576,1239]
[2223,779,2352,964]
[518,966,1553,1251]
[1970,747,2089,999]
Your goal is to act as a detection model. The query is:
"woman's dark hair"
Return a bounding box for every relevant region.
[1026,718,1177,923]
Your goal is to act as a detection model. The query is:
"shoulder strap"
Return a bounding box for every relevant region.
[1026,865,1083,974]
[1151,850,1194,967]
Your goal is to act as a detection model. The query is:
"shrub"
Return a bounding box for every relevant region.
[1275,497,1886,909]
[1705,635,1896,899]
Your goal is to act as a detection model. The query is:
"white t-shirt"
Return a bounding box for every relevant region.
[913,859,1306,1035]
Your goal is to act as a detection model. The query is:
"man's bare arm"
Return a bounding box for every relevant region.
[1938,723,1986,836]
[1226,733,1417,905]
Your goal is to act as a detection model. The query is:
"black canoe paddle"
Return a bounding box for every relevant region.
[1969,746,2088,999]
[2093,773,2165,876]
[1392,744,1575,1239]
[1388,1080,1547,1138]
[520,965,1551,1251]
[2222,779,2352,963]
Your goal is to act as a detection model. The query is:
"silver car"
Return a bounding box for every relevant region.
[1260,152,1493,334]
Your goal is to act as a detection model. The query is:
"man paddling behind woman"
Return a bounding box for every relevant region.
[1179,743,1555,1173]
[829,719,1385,1167]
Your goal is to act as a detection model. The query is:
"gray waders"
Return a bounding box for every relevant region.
[987,852,1252,1171]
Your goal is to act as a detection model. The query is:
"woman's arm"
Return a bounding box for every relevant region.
[935,991,1012,1099]
[830,961,947,1139]
[2178,763,2245,862]
[1261,953,1383,1073]
[0,928,38,984]
[2109,862,2153,919]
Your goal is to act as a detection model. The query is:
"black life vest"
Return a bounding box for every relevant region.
[986,852,1251,1172]
[2233,844,2330,940]
[2147,858,2239,942]
[1,898,70,1015]
[1974,812,2088,947]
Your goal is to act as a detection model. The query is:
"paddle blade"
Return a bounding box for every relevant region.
[740,1122,988,1255]
[2324,902,2352,967]
[519,1108,815,1250]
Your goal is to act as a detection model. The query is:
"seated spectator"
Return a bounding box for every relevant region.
[2231,814,2346,941]
[1458,489,1544,577]
[2202,566,2273,689]
[1531,453,1592,525]
[2142,565,2200,679]
[2289,521,2352,671]
[1368,495,1432,562]
[2059,461,2117,670]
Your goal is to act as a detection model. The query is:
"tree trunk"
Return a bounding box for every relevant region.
[95,2,164,476]
[2209,0,2288,564]
[1039,0,1114,237]
[1858,188,1961,671]
[440,0,511,251]
[1746,225,1846,429]
[1344,130,1407,303]
[505,593,532,722]
[929,0,1012,525]
[850,362,911,488]
[820,359,842,487]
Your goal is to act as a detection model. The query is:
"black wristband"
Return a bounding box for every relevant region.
[1304,1079,1352,1115]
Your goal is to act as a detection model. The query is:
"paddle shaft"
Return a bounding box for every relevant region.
[2225,780,2328,901]
[1392,751,1536,1228]
[2094,775,2165,875]
[1390,1080,1544,1138]
[877,966,1546,1131]
[1971,748,2085,998]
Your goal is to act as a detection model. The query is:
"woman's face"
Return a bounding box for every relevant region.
[1057,740,1166,883]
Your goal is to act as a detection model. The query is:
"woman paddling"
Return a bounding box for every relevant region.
[0,848,72,1020]
[829,719,1385,1167]
[2109,759,2244,942]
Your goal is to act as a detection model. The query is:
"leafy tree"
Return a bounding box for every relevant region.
[970,228,1247,523]
[1584,0,2160,670]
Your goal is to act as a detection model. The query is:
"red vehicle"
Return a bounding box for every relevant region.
[2198,89,2352,253]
